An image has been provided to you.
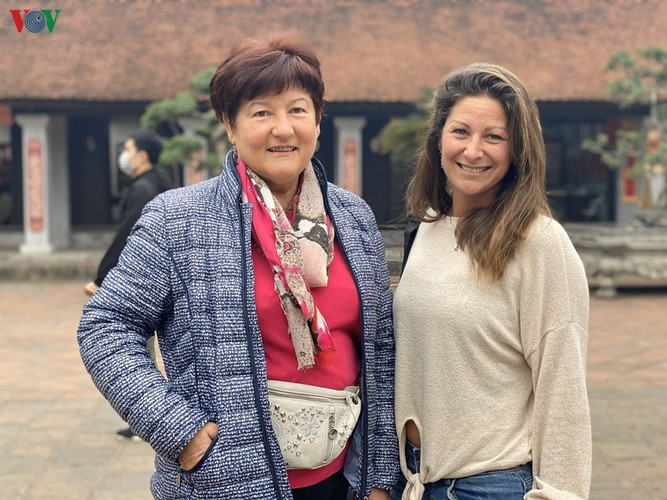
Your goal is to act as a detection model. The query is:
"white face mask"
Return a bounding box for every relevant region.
[118,150,134,176]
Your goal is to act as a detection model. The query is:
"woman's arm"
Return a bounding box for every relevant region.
[77,196,210,461]
[367,224,401,492]
[525,324,591,499]
[521,220,591,499]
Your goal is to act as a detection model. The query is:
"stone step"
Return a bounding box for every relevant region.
[0,249,104,281]
[0,247,406,281]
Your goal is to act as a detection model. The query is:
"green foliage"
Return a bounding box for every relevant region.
[371,116,427,166]
[200,152,222,171]
[582,131,645,175]
[159,135,203,167]
[140,66,227,176]
[140,92,198,131]
[189,66,217,96]
[605,48,667,109]
[371,86,434,168]
[583,47,667,179]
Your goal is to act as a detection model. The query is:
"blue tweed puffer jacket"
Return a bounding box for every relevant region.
[78,152,399,499]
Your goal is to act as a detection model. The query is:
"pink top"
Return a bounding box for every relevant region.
[252,238,362,489]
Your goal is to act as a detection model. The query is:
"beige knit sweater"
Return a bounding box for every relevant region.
[394,215,591,500]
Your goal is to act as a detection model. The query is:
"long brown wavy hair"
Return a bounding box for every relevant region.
[405,63,550,281]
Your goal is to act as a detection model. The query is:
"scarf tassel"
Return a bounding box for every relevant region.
[316,348,335,368]
[312,307,335,367]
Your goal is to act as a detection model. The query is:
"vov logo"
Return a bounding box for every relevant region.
[9,9,61,33]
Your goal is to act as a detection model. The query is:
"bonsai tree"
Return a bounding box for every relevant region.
[582,47,667,211]
[371,87,433,167]
[371,87,432,221]
[140,66,229,184]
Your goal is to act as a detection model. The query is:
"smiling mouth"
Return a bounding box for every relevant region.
[457,162,491,173]
[268,146,297,152]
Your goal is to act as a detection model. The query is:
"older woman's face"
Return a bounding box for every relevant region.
[224,87,320,194]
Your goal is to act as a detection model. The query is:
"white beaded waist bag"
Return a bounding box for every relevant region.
[267,380,362,469]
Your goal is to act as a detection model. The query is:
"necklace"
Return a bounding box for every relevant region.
[448,216,459,251]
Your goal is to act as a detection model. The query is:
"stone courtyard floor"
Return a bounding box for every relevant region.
[0,281,665,499]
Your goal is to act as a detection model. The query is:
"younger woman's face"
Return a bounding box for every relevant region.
[440,95,511,216]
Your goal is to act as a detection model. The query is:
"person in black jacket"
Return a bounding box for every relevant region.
[85,130,172,296]
[84,130,172,441]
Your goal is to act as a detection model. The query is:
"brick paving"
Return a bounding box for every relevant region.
[587,291,667,500]
[0,280,666,499]
[0,281,154,500]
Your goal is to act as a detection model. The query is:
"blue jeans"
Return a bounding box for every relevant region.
[390,442,533,499]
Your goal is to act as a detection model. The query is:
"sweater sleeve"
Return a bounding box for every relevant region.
[78,196,210,461]
[525,324,591,499]
[521,219,592,499]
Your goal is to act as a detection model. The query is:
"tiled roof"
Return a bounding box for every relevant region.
[2,0,667,103]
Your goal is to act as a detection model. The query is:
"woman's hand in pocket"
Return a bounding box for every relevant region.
[178,422,219,470]
[368,488,390,500]
[356,488,390,500]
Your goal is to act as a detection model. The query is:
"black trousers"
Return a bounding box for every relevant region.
[291,469,350,500]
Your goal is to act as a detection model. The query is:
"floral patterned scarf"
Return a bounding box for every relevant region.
[237,158,336,370]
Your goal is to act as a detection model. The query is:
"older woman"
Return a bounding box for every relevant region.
[78,36,399,499]
[393,64,591,499]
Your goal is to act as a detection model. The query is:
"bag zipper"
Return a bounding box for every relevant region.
[268,386,355,404]
[325,408,337,462]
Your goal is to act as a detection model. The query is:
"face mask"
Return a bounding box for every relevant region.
[118,150,134,176]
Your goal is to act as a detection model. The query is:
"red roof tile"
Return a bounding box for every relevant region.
[2,0,666,103]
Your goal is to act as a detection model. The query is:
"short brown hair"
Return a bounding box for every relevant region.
[209,34,325,127]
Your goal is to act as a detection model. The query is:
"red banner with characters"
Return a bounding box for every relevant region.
[27,138,44,232]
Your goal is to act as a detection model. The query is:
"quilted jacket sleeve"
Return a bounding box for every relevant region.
[368,219,401,492]
[94,177,161,286]
[77,196,210,461]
